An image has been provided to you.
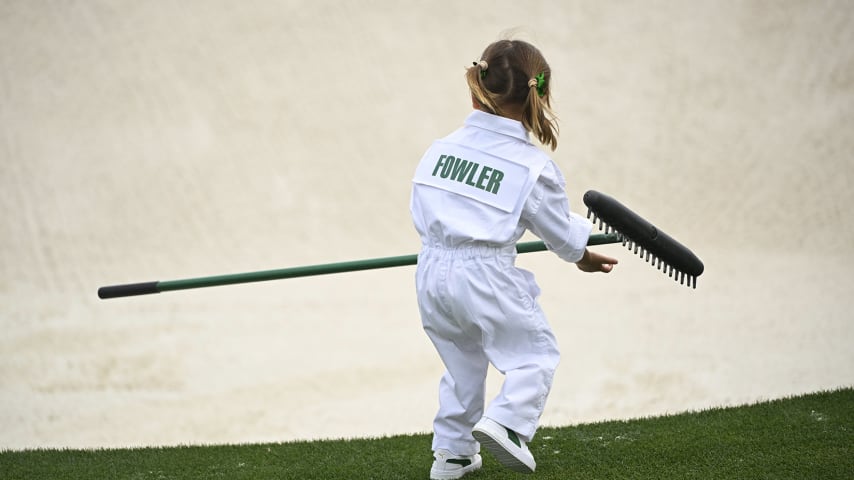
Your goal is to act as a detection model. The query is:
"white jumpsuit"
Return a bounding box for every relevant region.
[410,110,593,456]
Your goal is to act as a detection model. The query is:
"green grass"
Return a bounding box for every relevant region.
[2,388,851,479]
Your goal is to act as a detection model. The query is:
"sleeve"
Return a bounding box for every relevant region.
[520,161,593,263]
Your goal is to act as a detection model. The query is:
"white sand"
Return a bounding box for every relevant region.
[1,1,853,449]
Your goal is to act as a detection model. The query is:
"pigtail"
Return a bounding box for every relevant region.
[466,60,499,115]
[523,71,559,151]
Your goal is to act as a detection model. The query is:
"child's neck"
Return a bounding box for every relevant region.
[475,106,523,122]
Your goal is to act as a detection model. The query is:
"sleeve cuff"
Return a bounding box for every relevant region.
[548,212,594,263]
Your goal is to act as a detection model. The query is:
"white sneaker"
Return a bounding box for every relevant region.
[472,417,536,473]
[429,448,482,480]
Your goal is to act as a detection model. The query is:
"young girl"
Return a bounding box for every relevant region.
[411,39,618,479]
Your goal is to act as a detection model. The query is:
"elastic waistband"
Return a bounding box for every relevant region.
[420,243,517,259]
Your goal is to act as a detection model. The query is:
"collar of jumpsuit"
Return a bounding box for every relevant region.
[466,109,532,145]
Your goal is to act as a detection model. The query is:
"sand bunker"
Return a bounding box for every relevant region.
[1,1,852,449]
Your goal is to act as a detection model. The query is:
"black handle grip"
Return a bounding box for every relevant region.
[98,281,161,299]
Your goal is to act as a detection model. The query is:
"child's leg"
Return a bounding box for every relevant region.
[470,267,561,443]
[417,253,491,456]
[484,330,559,443]
[425,331,489,456]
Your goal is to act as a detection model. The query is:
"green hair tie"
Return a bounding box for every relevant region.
[535,72,546,97]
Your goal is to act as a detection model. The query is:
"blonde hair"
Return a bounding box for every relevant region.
[466,39,559,150]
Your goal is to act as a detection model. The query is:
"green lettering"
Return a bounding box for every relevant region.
[440,156,455,178]
[453,159,475,182]
[431,155,447,177]
[475,166,493,190]
[432,152,504,196]
[465,163,479,186]
[486,169,504,194]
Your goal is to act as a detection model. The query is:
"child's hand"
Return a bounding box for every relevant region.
[575,249,619,273]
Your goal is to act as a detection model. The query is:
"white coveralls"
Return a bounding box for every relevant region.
[410,110,593,456]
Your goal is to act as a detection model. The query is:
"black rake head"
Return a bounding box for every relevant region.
[583,190,704,289]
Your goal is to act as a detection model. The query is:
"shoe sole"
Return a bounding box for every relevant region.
[472,428,535,474]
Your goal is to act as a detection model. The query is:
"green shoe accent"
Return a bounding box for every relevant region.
[505,428,522,448]
[447,458,473,467]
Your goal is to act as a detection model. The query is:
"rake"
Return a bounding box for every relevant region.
[97,190,703,299]
[583,190,704,288]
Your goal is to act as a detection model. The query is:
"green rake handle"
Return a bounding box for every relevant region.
[97,233,621,299]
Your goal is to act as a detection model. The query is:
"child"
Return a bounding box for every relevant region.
[410,38,618,479]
